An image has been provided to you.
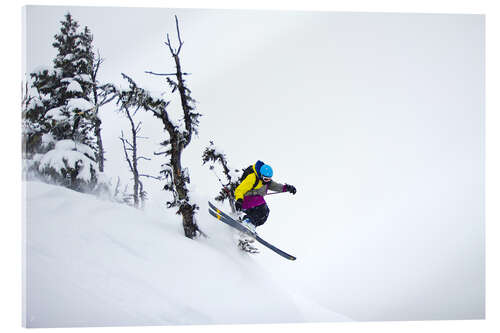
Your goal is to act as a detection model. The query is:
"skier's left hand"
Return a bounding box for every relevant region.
[285,184,297,195]
[235,199,243,211]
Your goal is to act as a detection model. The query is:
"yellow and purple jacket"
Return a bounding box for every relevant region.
[234,161,286,210]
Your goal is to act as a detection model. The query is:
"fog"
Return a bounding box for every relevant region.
[24,6,484,321]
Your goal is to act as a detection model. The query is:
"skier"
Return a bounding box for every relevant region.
[234,160,297,233]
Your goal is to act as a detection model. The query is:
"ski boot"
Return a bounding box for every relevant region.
[240,217,257,235]
[237,217,258,253]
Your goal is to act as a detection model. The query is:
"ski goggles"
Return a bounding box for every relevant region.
[262,176,272,182]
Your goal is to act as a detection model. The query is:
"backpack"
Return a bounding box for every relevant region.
[239,165,260,191]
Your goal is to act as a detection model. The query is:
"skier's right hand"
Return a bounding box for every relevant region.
[235,199,243,211]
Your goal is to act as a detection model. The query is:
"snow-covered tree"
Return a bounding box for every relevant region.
[34,139,103,192]
[50,13,115,170]
[46,13,95,145]
[23,12,112,192]
[145,16,202,239]
[202,141,242,212]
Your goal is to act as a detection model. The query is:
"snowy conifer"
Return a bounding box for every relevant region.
[23,13,112,193]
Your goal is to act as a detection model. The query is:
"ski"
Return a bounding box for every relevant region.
[208,201,296,261]
[208,208,256,238]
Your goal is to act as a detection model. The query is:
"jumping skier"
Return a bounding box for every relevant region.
[234,160,297,233]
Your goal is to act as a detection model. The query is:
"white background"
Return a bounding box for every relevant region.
[3,0,500,333]
[24,5,485,322]
[24,1,484,323]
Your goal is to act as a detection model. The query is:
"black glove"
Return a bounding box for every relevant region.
[235,199,243,211]
[285,184,297,195]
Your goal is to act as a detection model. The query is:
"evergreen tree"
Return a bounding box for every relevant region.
[23,13,112,192]
[25,13,94,151]
[50,13,96,147]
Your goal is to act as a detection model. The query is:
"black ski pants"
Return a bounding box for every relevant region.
[244,203,270,227]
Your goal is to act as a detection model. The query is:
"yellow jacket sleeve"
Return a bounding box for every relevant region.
[234,173,257,201]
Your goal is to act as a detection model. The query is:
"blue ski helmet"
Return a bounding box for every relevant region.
[260,164,273,178]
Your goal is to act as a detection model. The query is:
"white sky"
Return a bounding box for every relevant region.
[23,5,484,322]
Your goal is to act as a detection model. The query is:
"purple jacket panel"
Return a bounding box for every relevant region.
[242,195,267,210]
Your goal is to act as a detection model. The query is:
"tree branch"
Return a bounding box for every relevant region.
[139,174,163,180]
[122,138,134,149]
[154,150,170,156]
[119,132,134,173]
[130,105,139,117]
[145,71,190,76]
[175,15,183,54]
[135,121,143,134]
[93,51,103,79]
[165,32,177,55]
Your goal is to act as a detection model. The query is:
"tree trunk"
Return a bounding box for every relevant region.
[180,204,197,238]
[170,135,197,238]
[173,54,192,145]
[132,125,139,208]
[147,16,200,239]
[94,116,104,172]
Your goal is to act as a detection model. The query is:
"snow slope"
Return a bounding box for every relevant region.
[23,181,350,328]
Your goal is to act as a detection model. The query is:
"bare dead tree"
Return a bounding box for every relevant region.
[145,16,202,239]
[116,75,157,209]
[119,129,142,208]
